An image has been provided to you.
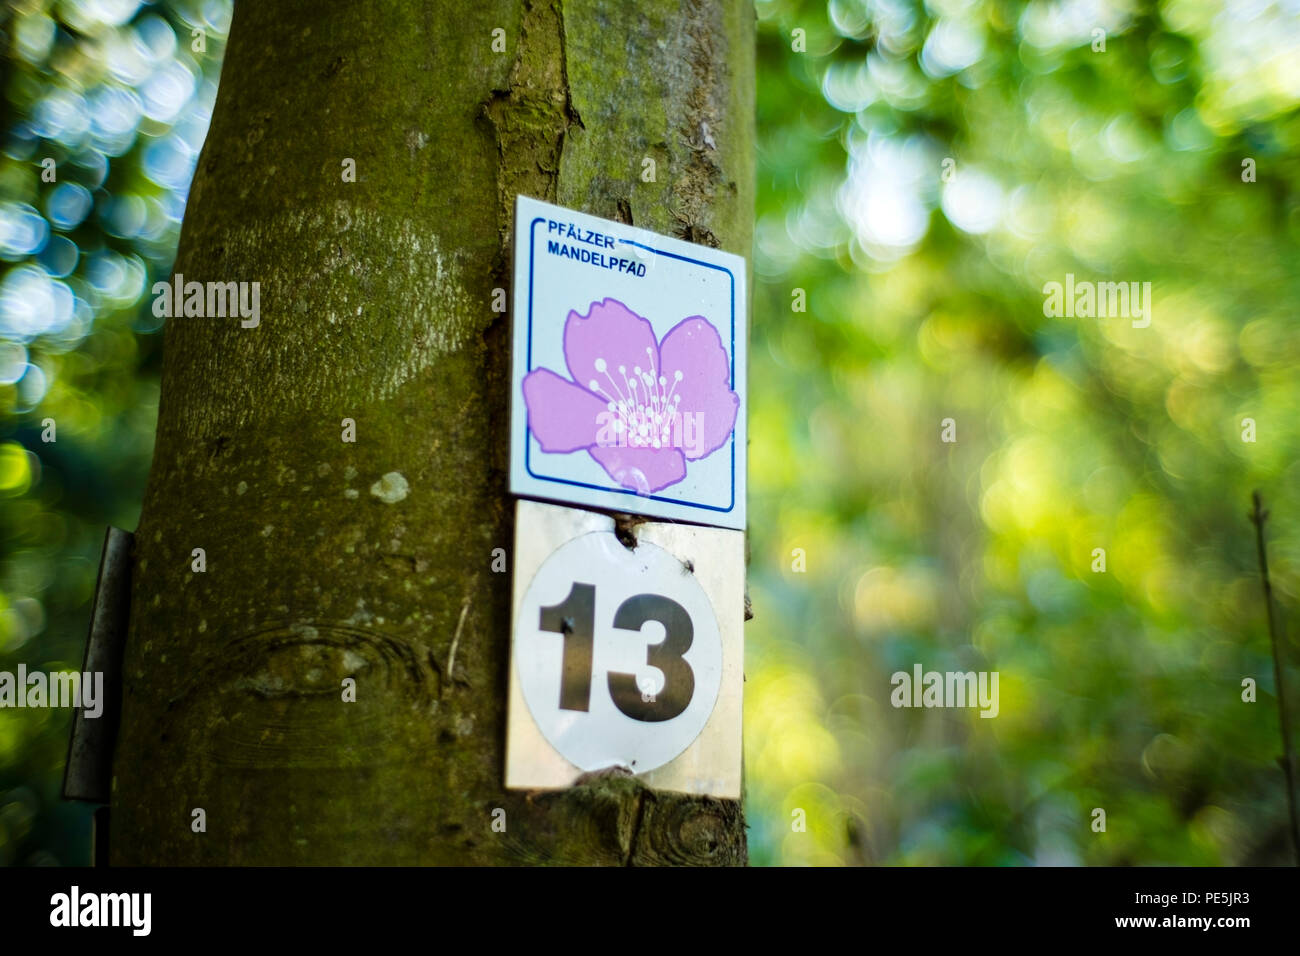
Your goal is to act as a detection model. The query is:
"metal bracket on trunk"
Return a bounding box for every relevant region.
[62,527,133,808]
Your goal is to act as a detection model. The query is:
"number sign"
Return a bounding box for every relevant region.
[505,499,743,798]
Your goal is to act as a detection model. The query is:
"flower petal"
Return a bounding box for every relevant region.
[522,368,610,453]
[656,316,739,460]
[588,445,686,495]
[564,298,660,406]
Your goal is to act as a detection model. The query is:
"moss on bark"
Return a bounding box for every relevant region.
[111,0,753,865]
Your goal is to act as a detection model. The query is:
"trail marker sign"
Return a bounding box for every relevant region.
[505,499,744,798]
[509,195,747,530]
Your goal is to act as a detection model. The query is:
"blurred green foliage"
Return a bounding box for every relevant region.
[2,0,1298,867]
[747,0,1300,864]
[1,0,228,865]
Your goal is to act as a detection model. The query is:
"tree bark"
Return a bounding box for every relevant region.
[111,0,753,865]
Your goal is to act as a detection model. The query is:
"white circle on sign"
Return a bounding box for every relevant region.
[517,530,722,775]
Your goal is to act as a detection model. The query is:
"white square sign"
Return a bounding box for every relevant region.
[510,195,747,530]
[505,499,744,798]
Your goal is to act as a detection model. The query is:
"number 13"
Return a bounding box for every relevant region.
[538,582,695,722]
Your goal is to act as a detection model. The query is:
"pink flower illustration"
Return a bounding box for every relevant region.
[522,298,738,494]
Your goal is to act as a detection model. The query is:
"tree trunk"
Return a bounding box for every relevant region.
[111,0,753,865]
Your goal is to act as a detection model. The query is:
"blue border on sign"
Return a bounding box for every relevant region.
[524,216,737,515]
